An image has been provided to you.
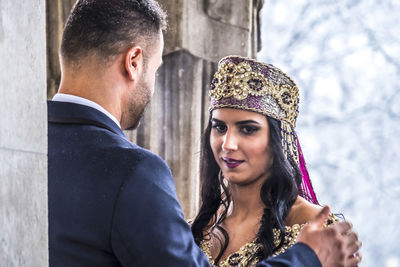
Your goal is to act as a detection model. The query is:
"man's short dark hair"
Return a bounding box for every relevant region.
[60,0,167,64]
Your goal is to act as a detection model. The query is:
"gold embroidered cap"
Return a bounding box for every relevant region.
[209,55,300,165]
[209,56,299,128]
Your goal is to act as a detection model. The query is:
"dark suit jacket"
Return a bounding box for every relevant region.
[48,100,321,267]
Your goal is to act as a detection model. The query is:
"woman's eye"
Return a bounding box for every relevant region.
[241,126,259,135]
[212,124,227,133]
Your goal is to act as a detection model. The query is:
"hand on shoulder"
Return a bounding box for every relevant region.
[285,196,323,226]
[296,206,362,267]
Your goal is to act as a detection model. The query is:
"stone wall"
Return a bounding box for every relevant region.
[0,0,48,266]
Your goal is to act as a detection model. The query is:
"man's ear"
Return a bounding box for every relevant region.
[125,46,143,81]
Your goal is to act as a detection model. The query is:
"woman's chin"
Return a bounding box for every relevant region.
[224,174,252,186]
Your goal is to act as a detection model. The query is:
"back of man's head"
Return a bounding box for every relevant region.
[60,0,167,66]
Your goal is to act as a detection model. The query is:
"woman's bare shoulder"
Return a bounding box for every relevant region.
[285,196,323,226]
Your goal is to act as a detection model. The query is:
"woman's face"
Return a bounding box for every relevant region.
[210,108,274,186]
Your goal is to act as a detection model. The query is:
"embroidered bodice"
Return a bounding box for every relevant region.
[199,214,338,267]
[200,237,262,267]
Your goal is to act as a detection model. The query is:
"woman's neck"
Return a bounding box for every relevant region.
[227,179,266,223]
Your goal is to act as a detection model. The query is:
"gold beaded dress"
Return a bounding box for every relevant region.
[199,214,338,267]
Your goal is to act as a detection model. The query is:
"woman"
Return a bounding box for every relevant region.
[191,56,338,266]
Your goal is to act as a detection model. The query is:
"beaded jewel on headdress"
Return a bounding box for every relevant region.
[209,55,318,204]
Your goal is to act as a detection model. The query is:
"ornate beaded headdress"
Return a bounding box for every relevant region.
[209,55,318,204]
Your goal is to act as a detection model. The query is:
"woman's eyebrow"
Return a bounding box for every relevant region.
[211,118,224,123]
[236,120,260,125]
[211,118,260,125]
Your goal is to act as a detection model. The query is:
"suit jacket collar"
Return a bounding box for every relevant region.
[47,101,126,139]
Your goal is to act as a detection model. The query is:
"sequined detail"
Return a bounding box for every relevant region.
[200,214,339,266]
[200,239,262,267]
[271,224,303,256]
[281,120,299,165]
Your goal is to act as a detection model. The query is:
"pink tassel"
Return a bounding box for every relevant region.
[296,135,318,204]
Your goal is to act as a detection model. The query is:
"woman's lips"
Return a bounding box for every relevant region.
[222,157,244,169]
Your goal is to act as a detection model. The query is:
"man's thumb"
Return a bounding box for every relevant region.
[310,206,330,227]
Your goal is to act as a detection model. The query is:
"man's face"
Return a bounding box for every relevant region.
[124,32,164,130]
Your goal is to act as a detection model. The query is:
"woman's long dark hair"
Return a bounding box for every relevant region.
[191,116,303,262]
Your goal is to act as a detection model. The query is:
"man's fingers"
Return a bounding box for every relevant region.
[347,240,362,255]
[345,232,362,255]
[309,206,330,227]
[346,252,362,267]
[343,230,362,260]
[330,220,352,235]
[344,231,359,246]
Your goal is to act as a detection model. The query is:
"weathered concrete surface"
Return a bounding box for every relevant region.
[161,0,263,62]
[0,0,48,266]
[0,150,47,266]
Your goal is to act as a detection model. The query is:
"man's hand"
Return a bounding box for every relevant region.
[297,206,362,267]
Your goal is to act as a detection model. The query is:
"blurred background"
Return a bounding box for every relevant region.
[258,1,400,266]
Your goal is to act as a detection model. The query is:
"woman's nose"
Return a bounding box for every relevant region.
[222,130,238,151]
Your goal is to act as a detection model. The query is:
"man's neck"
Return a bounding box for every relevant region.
[60,87,122,121]
[59,56,125,124]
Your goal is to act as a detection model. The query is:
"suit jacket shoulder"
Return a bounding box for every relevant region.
[256,243,321,267]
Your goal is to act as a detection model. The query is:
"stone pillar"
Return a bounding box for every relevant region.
[126,0,264,218]
[0,0,48,266]
[46,0,77,98]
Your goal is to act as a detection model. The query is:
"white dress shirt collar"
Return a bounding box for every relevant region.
[52,93,121,128]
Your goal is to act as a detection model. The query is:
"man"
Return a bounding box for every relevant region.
[48,0,362,266]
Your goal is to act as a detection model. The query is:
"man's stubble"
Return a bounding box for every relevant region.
[123,73,152,131]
